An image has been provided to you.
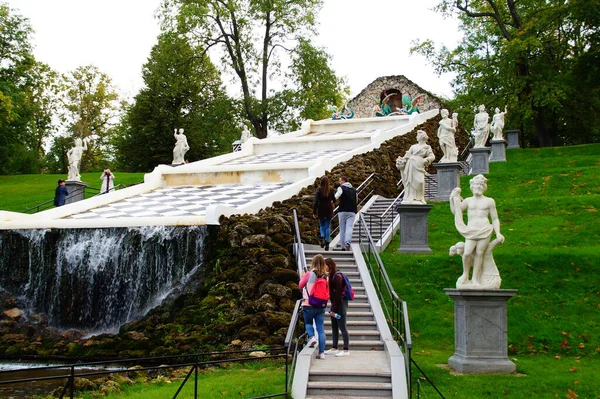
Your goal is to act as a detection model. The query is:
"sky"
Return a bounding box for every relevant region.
[5,0,462,100]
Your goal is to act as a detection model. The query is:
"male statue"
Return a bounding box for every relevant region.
[449,174,504,289]
[473,105,490,147]
[67,137,88,181]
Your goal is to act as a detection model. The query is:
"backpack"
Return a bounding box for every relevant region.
[334,272,355,301]
[306,272,329,308]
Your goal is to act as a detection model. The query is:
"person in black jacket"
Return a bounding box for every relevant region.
[334,175,357,251]
[53,179,69,207]
[313,176,335,251]
[324,257,350,356]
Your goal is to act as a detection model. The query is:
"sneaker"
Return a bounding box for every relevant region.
[344,243,351,251]
[308,337,317,348]
[324,348,339,355]
[335,350,350,357]
[317,353,326,360]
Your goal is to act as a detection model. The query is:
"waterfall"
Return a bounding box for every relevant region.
[0,226,207,333]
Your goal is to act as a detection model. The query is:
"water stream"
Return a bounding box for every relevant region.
[0,226,207,333]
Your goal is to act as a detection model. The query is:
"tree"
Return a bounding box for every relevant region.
[60,65,122,172]
[0,3,36,173]
[412,0,600,147]
[113,32,238,172]
[162,0,345,138]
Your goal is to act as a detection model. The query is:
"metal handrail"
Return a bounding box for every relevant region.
[357,213,445,399]
[357,213,412,393]
[0,349,289,399]
[284,299,306,393]
[292,209,308,274]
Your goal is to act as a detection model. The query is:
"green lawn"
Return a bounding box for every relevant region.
[0,172,145,213]
[380,144,600,399]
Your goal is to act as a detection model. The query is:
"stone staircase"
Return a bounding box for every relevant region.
[303,248,393,399]
[352,197,398,246]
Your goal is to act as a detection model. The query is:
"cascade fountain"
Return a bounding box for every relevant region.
[0,226,207,333]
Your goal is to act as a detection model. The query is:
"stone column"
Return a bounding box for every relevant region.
[505,130,520,149]
[397,204,432,254]
[432,163,461,201]
[445,289,517,374]
[490,139,507,162]
[469,147,491,175]
[64,180,89,205]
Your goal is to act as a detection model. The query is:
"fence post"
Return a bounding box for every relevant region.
[194,355,199,399]
[69,365,74,399]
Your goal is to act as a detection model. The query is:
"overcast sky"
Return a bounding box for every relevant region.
[6,0,461,100]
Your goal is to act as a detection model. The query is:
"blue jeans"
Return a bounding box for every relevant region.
[338,212,356,246]
[303,306,326,353]
[319,218,332,242]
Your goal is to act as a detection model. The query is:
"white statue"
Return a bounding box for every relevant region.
[172,128,189,164]
[490,106,508,140]
[67,137,89,181]
[396,130,435,204]
[449,174,504,289]
[100,169,115,194]
[437,109,458,162]
[473,105,490,147]
[240,126,253,143]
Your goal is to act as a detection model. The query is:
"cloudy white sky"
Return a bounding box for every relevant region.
[6,0,462,100]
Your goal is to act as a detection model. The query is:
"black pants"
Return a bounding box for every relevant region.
[331,298,349,350]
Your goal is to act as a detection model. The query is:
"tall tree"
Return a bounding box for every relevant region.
[0,3,35,173]
[412,0,600,146]
[113,32,238,172]
[162,0,345,138]
[59,65,122,172]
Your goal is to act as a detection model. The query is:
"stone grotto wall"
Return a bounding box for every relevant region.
[348,75,448,118]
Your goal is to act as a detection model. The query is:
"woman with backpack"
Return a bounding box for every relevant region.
[324,257,350,357]
[298,254,328,360]
[313,176,335,251]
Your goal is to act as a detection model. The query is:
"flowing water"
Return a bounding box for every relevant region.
[0,226,207,333]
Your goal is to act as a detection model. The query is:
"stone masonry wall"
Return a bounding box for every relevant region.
[348,75,448,118]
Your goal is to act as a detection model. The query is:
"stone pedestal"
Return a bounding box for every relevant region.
[397,204,432,254]
[490,139,507,162]
[64,180,88,205]
[445,289,517,374]
[505,130,520,149]
[469,147,491,175]
[433,163,461,201]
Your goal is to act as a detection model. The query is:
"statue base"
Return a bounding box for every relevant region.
[490,139,507,162]
[505,130,520,149]
[445,289,517,374]
[397,204,432,254]
[469,147,491,175]
[432,163,461,201]
[65,180,89,205]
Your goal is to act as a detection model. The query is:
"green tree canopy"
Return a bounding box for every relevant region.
[161,0,346,138]
[113,32,239,172]
[412,0,600,147]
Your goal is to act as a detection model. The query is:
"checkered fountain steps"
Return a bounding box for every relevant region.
[302,249,392,398]
[67,182,289,220]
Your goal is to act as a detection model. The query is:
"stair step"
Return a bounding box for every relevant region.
[324,330,381,340]
[307,381,392,397]
[325,320,377,327]
[310,371,391,383]
[325,340,384,350]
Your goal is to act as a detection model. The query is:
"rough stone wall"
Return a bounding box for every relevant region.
[348,75,448,118]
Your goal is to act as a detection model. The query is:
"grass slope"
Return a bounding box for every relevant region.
[380,144,600,398]
[0,172,145,213]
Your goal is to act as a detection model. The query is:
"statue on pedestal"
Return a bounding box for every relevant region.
[473,105,490,147]
[449,174,504,289]
[67,137,89,181]
[437,109,458,162]
[396,130,435,204]
[240,126,253,144]
[490,106,508,140]
[172,128,189,164]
